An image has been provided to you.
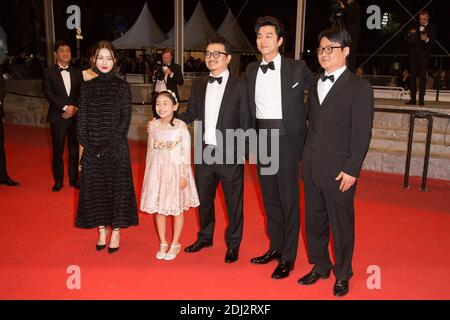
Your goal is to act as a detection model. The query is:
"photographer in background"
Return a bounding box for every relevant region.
[330,0,361,72]
[405,10,437,106]
[151,48,184,118]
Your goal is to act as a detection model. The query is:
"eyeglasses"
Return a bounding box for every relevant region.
[204,51,228,59]
[316,46,344,55]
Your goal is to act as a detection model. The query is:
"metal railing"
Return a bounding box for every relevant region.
[374,107,450,191]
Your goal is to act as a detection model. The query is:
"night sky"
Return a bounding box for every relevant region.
[52,0,449,54]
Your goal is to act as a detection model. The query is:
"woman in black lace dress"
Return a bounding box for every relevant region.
[76,41,138,253]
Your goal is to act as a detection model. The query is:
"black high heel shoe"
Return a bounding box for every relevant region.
[108,229,120,254]
[96,226,108,251]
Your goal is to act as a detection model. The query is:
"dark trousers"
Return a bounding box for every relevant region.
[257,134,300,262]
[409,54,429,102]
[0,119,8,179]
[194,160,244,249]
[304,178,356,281]
[50,120,79,184]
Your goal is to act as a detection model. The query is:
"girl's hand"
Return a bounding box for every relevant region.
[180,177,187,190]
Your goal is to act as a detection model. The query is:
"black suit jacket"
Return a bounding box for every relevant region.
[302,69,374,189]
[246,57,312,160]
[408,22,437,57]
[178,73,251,163]
[152,62,184,101]
[0,74,5,119]
[42,65,83,124]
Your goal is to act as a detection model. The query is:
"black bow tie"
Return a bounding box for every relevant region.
[58,65,70,72]
[320,74,334,83]
[208,76,223,84]
[260,61,275,74]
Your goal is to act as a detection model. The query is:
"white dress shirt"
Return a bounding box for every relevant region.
[154,64,175,93]
[419,23,430,43]
[317,65,347,105]
[204,69,229,146]
[58,64,71,97]
[255,53,282,119]
[154,78,167,93]
[58,64,71,111]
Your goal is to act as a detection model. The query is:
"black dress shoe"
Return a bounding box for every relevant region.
[250,249,281,264]
[225,248,239,263]
[69,180,80,189]
[184,239,212,253]
[0,177,20,186]
[405,100,416,105]
[419,100,425,106]
[271,261,294,279]
[297,270,331,285]
[52,182,62,192]
[333,279,349,297]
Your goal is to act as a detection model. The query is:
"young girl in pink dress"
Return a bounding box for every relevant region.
[140,90,199,260]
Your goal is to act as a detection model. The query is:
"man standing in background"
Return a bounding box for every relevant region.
[42,40,83,192]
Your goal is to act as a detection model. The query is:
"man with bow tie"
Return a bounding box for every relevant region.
[245,16,312,280]
[42,40,83,191]
[405,10,437,106]
[298,28,373,297]
[178,37,251,263]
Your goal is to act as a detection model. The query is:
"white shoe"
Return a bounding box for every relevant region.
[164,243,181,260]
[156,243,169,260]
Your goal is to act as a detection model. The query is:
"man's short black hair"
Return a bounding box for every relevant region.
[318,28,352,48]
[254,16,286,39]
[205,37,233,54]
[54,40,71,52]
[254,16,286,53]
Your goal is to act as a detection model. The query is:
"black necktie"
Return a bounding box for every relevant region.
[320,74,334,83]
[208,76,222,84]
[58,65,70,72]
[260,61,275,74]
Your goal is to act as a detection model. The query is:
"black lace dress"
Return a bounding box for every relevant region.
[76,69,138,229]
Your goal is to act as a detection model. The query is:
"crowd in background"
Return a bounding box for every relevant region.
[2,48,450,92]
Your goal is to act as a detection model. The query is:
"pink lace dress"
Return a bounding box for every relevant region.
[140,118,199,216]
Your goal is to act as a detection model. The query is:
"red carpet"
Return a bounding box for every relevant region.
[1,124,449,300]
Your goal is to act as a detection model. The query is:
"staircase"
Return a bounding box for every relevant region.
[364,100,450,180]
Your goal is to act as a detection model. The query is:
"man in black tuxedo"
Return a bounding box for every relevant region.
[179,37,251,263]
[298,28,373,297]
[0,72,19,186]
[151,48,184,118]
[42,40,83,191]
[405,10,437,106]
[246,16,312,279]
